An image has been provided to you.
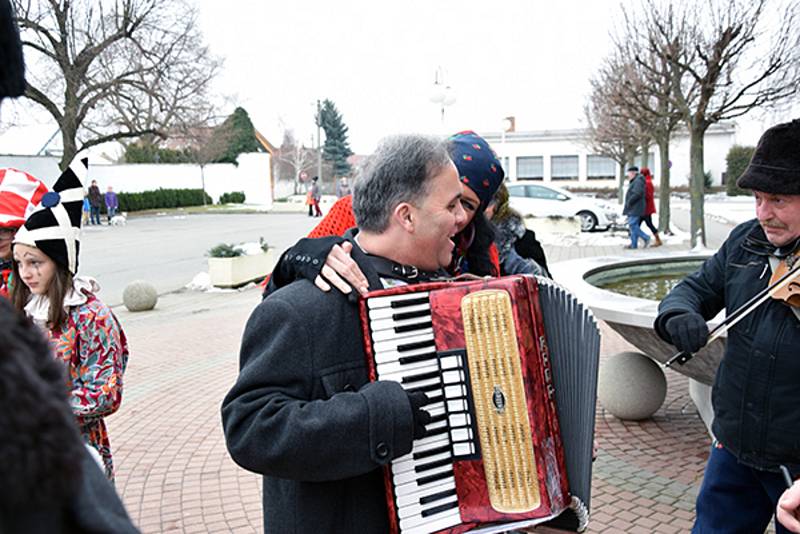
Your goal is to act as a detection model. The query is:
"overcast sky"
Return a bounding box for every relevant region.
[0,0,794,156]
[196,0,627,152]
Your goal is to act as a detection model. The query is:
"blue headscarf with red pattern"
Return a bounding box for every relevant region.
[448,130,505,210]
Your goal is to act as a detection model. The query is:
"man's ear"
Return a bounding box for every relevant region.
[393,202,415,232]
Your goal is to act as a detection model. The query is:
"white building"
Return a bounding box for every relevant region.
[481,122,737,188]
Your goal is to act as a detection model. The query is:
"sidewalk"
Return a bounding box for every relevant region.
[107,241,712,534]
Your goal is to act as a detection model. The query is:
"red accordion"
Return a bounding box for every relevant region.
[359,275,599,534]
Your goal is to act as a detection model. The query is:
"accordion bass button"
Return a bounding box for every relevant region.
[375,442,390,459]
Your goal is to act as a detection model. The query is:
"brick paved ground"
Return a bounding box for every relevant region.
[107,241,719,534]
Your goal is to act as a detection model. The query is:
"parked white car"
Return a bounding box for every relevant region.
[506,182,621,232]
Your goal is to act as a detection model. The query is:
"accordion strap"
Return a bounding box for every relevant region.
[362,254,442,283]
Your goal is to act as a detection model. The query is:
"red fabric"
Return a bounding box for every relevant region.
[308,195,356,238]
[0,168,48,228]
[488,243,500,275]
[644,176,656,215]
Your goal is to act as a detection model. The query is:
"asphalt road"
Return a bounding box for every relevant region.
[80,201,741,308]
[80,211,318,307]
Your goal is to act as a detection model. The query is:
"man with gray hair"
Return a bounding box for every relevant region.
[222,134,467,533]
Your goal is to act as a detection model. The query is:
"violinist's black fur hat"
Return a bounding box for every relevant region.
[737,119,800,195]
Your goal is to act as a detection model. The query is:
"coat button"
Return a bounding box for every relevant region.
[375,442,389,459]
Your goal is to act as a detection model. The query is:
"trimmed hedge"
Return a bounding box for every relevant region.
[219,191,246,204]
[117,188,213,212]
[726,145,756,197]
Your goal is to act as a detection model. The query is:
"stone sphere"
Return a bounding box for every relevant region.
[598,351,667,420]
[123,280,158,312]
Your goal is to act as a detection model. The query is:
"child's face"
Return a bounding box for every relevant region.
[13,244,57,295]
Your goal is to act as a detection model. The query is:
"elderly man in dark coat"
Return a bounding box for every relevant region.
[654,119,800,534]
[622,165,650,249]
[222,134,467,533]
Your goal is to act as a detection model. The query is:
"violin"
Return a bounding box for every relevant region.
[770,253,800,308]
[665,255,800,367]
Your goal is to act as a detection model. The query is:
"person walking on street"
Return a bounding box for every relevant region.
[640,167,662,246]
[310,176,322,217]
[622,166,650,249]
[88,180,102,225]
[11,160,129,482]
[335,176,351,198]
[105,186,118,223]
[654,119,800,534]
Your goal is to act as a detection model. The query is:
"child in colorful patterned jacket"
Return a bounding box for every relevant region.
[10,160,128,482]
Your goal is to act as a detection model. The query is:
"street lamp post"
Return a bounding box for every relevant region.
[316,99,323,182]
[429,67,456,128]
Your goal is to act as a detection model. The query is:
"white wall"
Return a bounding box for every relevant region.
[0,152,273,207]
[483,123,737,188]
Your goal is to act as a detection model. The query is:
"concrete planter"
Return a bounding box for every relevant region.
[208,249,275,288]
[524,215,581,235]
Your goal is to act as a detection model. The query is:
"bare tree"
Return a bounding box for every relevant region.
[275,129,316,195]
[603,1,690,234]
[584,68,644,204]
[13,0,219,169]
[657,0,800,247]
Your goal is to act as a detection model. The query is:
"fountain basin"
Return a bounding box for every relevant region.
[553,253,724,386]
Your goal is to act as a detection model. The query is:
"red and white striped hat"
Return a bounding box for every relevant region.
[0,168,49,229]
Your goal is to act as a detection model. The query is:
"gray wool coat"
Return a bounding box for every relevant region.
[221,239,417,533]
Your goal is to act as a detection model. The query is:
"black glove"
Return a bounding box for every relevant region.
[407,391,431,440]
[265,236,345,296]
[664,312,709,354]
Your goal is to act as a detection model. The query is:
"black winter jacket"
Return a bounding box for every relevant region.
[655,219,800,473]
[222,237,418,533]
[622,174,646,217]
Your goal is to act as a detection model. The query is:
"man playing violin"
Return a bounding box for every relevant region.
[655,119,800,534]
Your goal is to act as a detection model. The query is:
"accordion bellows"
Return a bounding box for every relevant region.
[359,275,600,534]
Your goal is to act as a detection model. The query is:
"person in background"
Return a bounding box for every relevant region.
[87,179,102,225]
[105,185,118,223]
[310,176,323,217]
[639,167,662,247]
[335,176,351,198]
[622,165,650,249]
[486,182,550,277]
[82,191,90,226]
[0,168,48,298]
[654,119,800,534]
[11,160,129,481]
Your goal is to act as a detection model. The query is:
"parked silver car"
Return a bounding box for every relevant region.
[506,182,620,231]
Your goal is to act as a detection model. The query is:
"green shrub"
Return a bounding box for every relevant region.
[726,145,756,197]
[117,188,212,212]
[208,243,244,258]
[219,191,246,204]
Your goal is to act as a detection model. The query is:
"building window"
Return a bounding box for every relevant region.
[501,157,510,177]
[587,155,617,180]
[551,155,579,180]
[516,156,543,180]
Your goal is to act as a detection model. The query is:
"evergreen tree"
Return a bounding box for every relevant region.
[316,99,353,177]
[215,107,263,164]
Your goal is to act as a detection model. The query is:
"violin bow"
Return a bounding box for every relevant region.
[665,259,800,368]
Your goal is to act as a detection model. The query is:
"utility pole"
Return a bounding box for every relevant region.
[316,99,322,182]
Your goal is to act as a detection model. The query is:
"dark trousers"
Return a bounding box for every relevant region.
[638,214,659,235]
[90,205,101,225]
[693,445,790,534]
